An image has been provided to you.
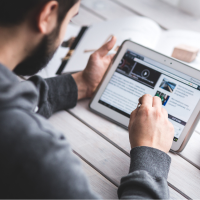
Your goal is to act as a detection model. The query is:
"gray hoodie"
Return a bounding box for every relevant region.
[0,63,171,199]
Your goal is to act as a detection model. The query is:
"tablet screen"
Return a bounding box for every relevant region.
[99,50,200,141]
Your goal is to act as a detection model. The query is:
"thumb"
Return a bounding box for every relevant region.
[96,36,117,57]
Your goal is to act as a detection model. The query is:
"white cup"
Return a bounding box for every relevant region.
[178,0,200,17]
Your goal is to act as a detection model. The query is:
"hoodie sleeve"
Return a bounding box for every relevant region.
[28,74,78,118]
[118,147,171,199]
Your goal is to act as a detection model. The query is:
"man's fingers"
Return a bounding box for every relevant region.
[139,94,153,107]
[152,96,162,109]
[96,36,117,57]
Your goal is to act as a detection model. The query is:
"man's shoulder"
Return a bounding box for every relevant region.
[0,107,77,176]
[0,107,95,199]
[0,107,67,150]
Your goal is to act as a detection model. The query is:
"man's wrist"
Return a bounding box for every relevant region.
[72,72,92,100]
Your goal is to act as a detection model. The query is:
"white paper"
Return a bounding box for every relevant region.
[38,16,200,77]
[63,16,162,73]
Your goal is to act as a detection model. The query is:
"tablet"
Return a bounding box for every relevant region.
[90,40,200,152]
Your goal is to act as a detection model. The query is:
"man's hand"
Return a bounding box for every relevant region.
[72,36,117,100]
[129,94,174,153]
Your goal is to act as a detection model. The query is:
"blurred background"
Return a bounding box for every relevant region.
[41,0,200,81]
[71,0,200,30]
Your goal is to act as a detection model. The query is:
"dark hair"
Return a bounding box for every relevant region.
[0,0,79,26]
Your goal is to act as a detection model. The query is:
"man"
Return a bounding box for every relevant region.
[0,0,174,199]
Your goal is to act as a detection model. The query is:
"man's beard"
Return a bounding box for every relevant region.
[14,27,59,76]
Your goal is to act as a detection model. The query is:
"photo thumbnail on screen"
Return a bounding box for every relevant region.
[117,50,161,89]
[155,91,170,106]
[131,63,161,89]
[117,51,144,74]
[160,78,176,93]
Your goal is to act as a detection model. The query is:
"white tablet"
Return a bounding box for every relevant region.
[90,40,200,152]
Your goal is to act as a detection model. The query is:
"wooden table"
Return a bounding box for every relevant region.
[49,1,200,199]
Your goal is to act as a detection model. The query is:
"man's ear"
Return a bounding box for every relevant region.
[37,1,58,34]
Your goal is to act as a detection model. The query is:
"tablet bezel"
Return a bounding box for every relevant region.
[90,40,200,152]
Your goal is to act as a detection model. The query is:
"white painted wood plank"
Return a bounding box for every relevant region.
[70,100,200,169]
[180,130,200,168]
[71,6,103,26]
[195,121,200,134]
[71,0,200,171]
[49,111,185,199]
[68,99,200,199]
[114,0,200,32]
[81,0,137,20]
[46,2,198,198]
[80,158,118,199]
[169,188,185,200]
[49,111,130,185]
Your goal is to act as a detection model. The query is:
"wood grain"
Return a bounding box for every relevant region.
[180,130,200,169]
[49,111,185,199]
[169,188,186,200]
[49,111,130,185]
[63,1,199,198]
[77,155,118,199]
[75,0,200,171]
[71,99,200,169]
[195,121,200,134]
[81,153,185,200]
[68,99,200,199]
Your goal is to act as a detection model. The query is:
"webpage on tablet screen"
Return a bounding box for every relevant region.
[99,50,200,142]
